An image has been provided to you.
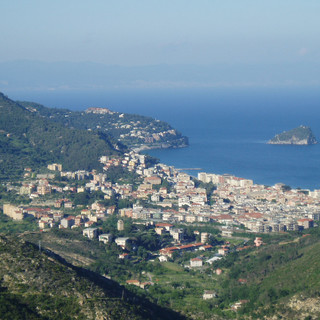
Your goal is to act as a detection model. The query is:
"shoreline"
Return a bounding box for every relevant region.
[134,142,320,192]
[132,142,188,153]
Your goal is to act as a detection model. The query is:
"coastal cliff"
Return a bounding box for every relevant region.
[268,126,317,145]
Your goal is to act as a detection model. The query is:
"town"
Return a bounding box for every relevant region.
[4,151,318,236]
[2,146,320,317]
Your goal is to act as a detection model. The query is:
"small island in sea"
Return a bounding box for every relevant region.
[268,125,317,145]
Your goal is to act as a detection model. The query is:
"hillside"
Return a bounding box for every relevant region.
[18,101,188,150]
[268,126,317,145]
[211,229,320,319]
[20,225,320,319]
[0,234,186,320]
[0,93,120,179]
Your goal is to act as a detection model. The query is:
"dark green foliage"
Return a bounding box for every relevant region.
[72,191,91,206]
[18,100,188,149]
[105,165,141,185]
[152,178,173,193]
[0,93,119,180]
[0,214,38,234]
[22,226,320,319]
[211,230,320,318]
[192,179,216,204]
[0,235,187,320]
[0,289,44,320]
[269,125,317,144]
[281,184,292,192]
[144,155,160,168]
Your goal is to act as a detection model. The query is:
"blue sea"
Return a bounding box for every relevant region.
[9,86,320,190]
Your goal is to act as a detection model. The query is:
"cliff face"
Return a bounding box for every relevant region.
[268,126,317,145]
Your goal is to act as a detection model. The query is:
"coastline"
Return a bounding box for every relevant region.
[132,142,188,153]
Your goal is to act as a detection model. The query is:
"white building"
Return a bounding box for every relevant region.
[115,237,130,248]
[203,290,217,300]
[190,257,203,268]
[99,233,113,244]
[83,227,98,239]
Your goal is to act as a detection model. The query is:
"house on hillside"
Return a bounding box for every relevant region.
[60,216,75,228]
[158,255,168,262]
[83,227,98,239]
[99,233,113,244]
[115,237,130,249]
[203,290,217,300]
[119,253,130,260]
[190,257,203,268]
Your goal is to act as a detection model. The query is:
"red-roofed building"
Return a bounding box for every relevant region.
[84,221,96,227]
[190,257,203,267]
[60,216,75,228]
[155,223,173,231]
[238,278,248,284]
[159,242,204,257]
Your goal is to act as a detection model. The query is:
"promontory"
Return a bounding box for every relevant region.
[268,126,317,145]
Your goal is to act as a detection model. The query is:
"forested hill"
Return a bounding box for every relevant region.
[18,101,188,150]
[0,93,120,179]
[268,126,317,145]
[0,235,186,320]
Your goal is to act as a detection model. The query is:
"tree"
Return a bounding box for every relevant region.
[73,192,90,206]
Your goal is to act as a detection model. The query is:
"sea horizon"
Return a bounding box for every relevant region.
[7,86,320,190]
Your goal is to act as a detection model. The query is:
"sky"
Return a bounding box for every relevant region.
[1,0,319,66]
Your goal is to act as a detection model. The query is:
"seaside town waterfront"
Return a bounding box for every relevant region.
[4,150,319,236]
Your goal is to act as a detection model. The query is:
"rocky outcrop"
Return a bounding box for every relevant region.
[268,126,317,145]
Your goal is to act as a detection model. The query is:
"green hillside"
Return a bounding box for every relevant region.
[18,100,188,149]
[213,230,320,319]
[0,93,120,179]
[0,235,186,320]
[20,223,320,319]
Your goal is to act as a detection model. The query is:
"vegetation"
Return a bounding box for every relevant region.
[0,214,38,234]
[193,178,217,204]
[20,220,320,319]
[0,93,120,179]
[18,100,188,149]
[0,235,187,320]
[2,91,320,319]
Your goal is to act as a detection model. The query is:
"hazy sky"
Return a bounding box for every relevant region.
[1,0,319,66]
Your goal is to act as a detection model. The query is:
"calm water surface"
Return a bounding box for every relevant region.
[9,87,320,189]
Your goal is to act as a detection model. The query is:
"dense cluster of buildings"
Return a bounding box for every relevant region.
[197,172,319,233]
[3,151,320,237]
[84,107,181,146]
